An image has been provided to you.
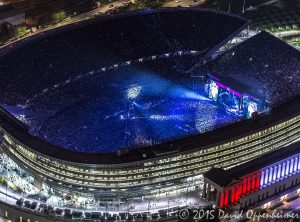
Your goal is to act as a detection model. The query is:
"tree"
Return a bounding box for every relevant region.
[52,11,67,23]
[14,26,29,38]
[135,0,166,8]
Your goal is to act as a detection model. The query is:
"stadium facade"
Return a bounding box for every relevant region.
[0,7,300,205]
[204,141,300,209]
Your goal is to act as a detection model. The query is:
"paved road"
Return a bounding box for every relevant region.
[0,182,208,214]
[164,0,205,8]
[66,0,127,23]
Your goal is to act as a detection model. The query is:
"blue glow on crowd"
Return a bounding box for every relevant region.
[4,58,241,153]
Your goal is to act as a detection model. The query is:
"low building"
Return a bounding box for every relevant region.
[203,141,300,209]
[0,4,25,26]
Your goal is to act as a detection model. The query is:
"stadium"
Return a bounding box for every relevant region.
[0,7,300,215]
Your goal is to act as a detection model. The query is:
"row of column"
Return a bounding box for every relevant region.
[219,172,261,208]
[219,154,300,208]
[260,156,299,187]
[202,182,212,200]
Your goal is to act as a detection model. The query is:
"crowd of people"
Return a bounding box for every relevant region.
[205,31,300,107]
[0,9,245,105]
[21,56,241,153]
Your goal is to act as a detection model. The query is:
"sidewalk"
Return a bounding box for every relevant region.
[0,181,208,214]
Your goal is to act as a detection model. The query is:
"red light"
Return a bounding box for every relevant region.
[224,190,229,208]
[247,177,251,192]
[231,187,235,203]
[243,177,247,194]
[220,192,224,208]
[235,187,238,202]
[251,174,256,191]
[256,172,261,190]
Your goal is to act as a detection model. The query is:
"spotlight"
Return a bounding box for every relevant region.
[127,85,141,99]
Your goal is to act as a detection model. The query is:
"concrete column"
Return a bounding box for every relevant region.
[286,160,290,176]
[243,177,247,194]
[290,158,294,173]
[264,169,269,185]
[294,157,298,172]
[273,165,278,181]
[216,190,221,206]
[252,174,256,191]
[207,184,212,200]
[282,162,286,178]
[220,192,225,208]
[238,184,242,198]
[256,172,261,190]
[269,167,273,183]
[231,187,235,203]
[260,171,265,187]
[202,181,207,198]
[278,164,282,179]
[247,178,251,194]
[224,190,229,207]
